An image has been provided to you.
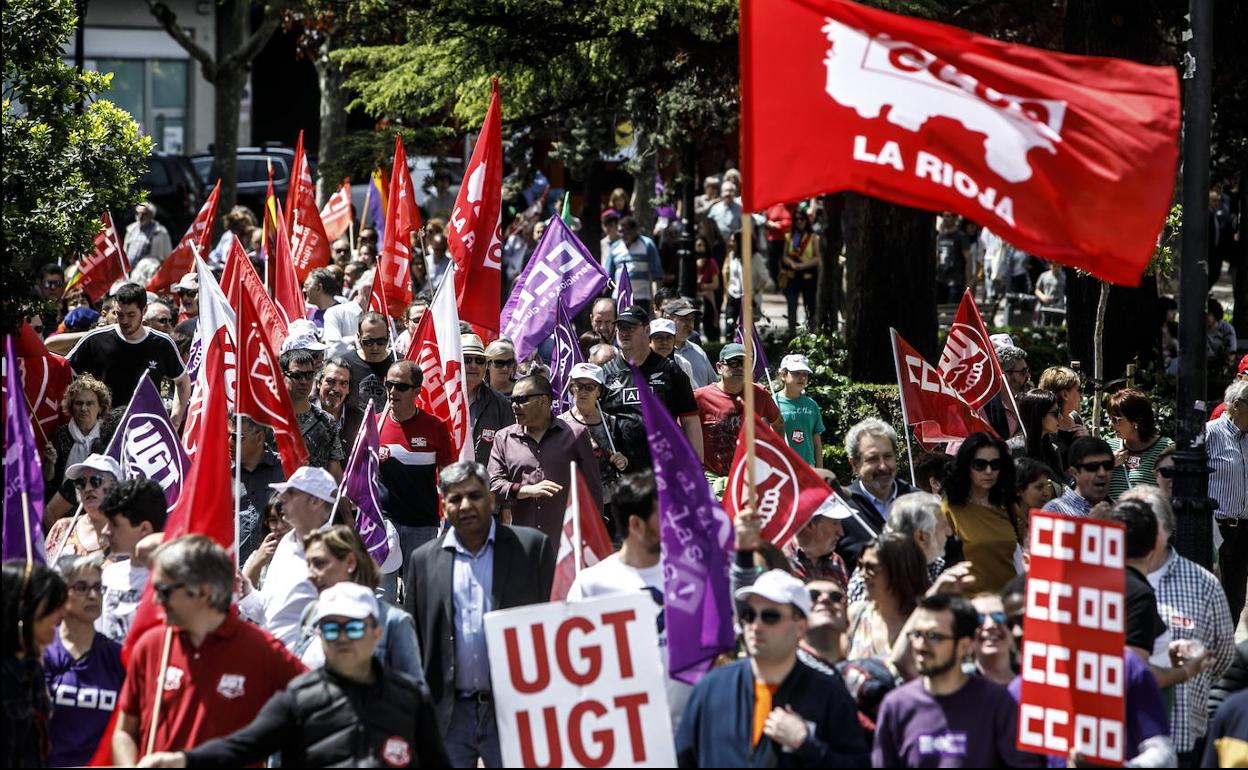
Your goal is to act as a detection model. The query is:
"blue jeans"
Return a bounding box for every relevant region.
[396,524,440,565]
[445,696,501,768]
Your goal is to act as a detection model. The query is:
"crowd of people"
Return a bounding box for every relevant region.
[5,169,1248,769]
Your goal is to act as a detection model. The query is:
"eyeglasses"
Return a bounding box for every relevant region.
[572,382,599,393]
[489,359,516,368]
[70,581,104,595]
[971,458,1005,472]
[1046,409,1061,418]
[464,355,487,366]
[721,359,746,369]
[319,619,369,641]
[511,393,549,405]
[44,280,65,289]
[153,582,188,604]
[175,289,199,299]
[908,630,956,644]
[359,336,390,348]
[978,611,1007,626]
[73,475,109,490]
[739,606,787,626]
[384,380,415,392]
[333,247,350,254]
[1077,460,1115,473]
[809,588,845,605]
[283,369,316,382]
[1156,466,1177,479]
[1005,366,1030,376]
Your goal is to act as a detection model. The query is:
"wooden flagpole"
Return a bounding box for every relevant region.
[144,626,174,756]
[741,218,758,510]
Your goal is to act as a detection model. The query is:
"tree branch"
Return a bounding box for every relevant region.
[144,0,216,80]
[226,3,288,71]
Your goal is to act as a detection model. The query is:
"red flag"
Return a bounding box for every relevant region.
[367,261,391,319]
[723,414,857,547]
[263,185,308,328]
[284,131,332,283]
[377,135,422,318]
[892,328,997,443]
[937,289,1007,411]
[320,179,354,242]
[68,212,130,302]
[405,282,470,459]
[234,251,309,476]
[740,0,1180,287]
[551,463,614,601]
[449,80,504,332]
[223,239,290,374]
[13,322,72,440]
[147,182,220,294]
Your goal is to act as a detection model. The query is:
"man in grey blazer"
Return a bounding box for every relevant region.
[405,460,555,768]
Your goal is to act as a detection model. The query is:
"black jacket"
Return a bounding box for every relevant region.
[405,523,554,733]
[184,660,448,767]
[1209,640,1248,721]
[836,479,915,575]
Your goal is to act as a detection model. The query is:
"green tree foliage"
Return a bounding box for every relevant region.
[2,0,152,333]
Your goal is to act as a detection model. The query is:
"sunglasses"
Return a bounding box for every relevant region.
[971,458,1005,471]
[283,369,316,382]
[489,359,516,368]
[1077,460,1115,473]
[70,581,104,595]
[721,359,746,369]
[360,336,390,348]
[384,380,415,392]
[572,382,600,393]
[511,393,549,405]
[73,475,109,490]
[149,316,173,325]
[1156,466,1177,479]
[978,611,1007,626]
[739,606,788,626]
[908,630,956,644]
[175,289,199,299]
[464,355,487,366]
[319,619,369,641]
[333,247,350,254]
[153,581,189,603]
[809,588,845,604]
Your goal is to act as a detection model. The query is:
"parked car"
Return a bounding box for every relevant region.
[190,145,315,221]
[116,153,206,243]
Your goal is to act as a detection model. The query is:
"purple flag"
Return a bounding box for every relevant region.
[500,215,611,361]
[614,267,634,316]
[3,335,47,563]
[636,370,735,684]
[342,402,390,566]
[549,301,584,415]
[104,375,190,509]
[734,308,771,381]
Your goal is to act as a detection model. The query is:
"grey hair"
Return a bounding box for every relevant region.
[152,534,234,613]
[997,346,1028,370]
[885,493,942,537]
[1226,380,1248,408]
[1118,486,1175,536]
[53,552,105,583]
[845,418,898,462]
[439,461,491,495]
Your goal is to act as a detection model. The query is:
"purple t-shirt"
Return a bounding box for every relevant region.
[42,630,125,767]
[873,674,1045,767]
[1008,649,1169,767]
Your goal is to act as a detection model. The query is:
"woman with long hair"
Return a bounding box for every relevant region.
[1009,388,1065,479]
[1037,365,1088,460]
[2,559,68,767]
[845,531,929,661]
[943,432,1026,594]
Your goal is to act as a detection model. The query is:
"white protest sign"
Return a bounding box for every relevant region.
[485,592,676,768]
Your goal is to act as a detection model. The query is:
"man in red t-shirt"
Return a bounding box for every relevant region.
[112,535,305,764]
[694,343,785,477]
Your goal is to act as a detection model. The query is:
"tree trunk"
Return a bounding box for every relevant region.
[844,194,937,382]
[815,193,845,335]
[314,47,348,205]
[212,70,244,216]
[631,133,656,236]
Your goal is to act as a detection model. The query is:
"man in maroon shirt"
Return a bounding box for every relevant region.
[694,343,785,478]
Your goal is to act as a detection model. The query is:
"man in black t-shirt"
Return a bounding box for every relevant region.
[67,283,189,422]
[935,213,970,304]
[339,311,396,412]
[600,305,703,464]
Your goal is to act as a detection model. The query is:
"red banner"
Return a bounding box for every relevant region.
[377,135,422,318]
[405,282,469,459]
[550,464,614,601]
[449,80,504,332]
[223,239,289,372]
[1017,511,1126,766]
[938,289,1006,411]
[893,328,997,443]
[723,414,856,546]
[284,130,332,283]
[69,212,130,302]
[740,0,1180,286]
[320,180,354,242]
[263,190,307,328]
[146,182,219,294]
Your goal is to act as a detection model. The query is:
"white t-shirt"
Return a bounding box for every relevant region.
[98,558,147,643]
[567,553,692,730]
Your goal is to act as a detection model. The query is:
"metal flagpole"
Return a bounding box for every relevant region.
[741,217,758,510]
[890,329,920,488]
[234,411,242,569]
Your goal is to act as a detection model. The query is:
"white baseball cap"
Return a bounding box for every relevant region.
[989,333,1015,351]
[310,581,379,625]
[649,319,677,337]
[65,453,124,481]
[269,466,338,504]
[735,569,812,617]
[568,362,604,385]
[287,319,319,339]
[280,333,328,354]
[779,354,812,373]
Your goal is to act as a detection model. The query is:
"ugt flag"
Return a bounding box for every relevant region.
[103,376,190,510]
[740,0,1180,286]
[548,301,583,416]
[342,401,390,566]
[3,335,47,564]
[499,214,610,361]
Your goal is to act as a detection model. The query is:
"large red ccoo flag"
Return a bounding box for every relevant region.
[68,212,130,302]
[893,328,998,444]
[740,0,1180,286]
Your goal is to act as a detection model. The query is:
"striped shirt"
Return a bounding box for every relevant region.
[1147,548,1236,751]
[1107,435,1174,502]
[1206,415,1248,520]
[1041,489,1094,517]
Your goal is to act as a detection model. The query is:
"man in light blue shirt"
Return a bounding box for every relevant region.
[1042,436,1114,518]
[1208,380,1248,622]
[605,216,663,312]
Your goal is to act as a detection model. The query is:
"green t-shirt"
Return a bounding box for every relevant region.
[775,393,825,465]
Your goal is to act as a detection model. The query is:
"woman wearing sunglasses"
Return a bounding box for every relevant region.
[45,374,111,495]
[942,432,1026,595]
[44,453,121,558]
[291,525,424,684]
[1106,388,1173,503]
[43,554,124,768]
[1008,388,1066,482]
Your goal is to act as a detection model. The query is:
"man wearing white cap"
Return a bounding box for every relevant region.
[649,318,694,380]
[138,581,450,768]
[462,333,514,467]
[676,569,868,767]
[259,466,338,648]
[172,272,200,322]
[45,453,123,557]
